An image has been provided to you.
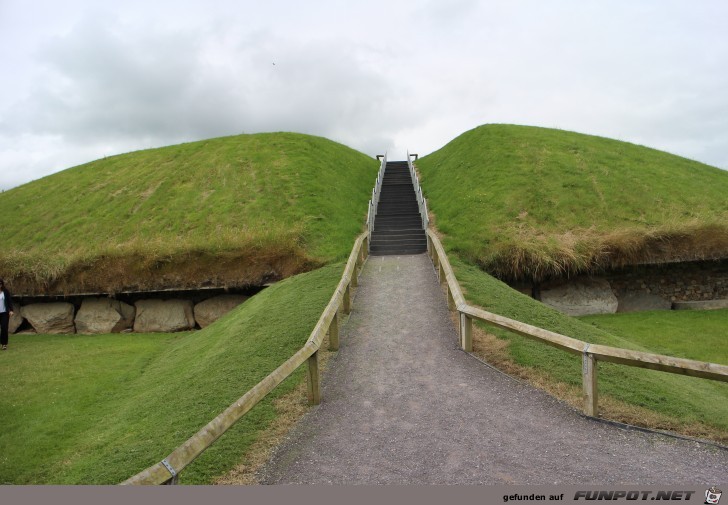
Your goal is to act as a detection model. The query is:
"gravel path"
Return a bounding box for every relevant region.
[260,254,727,484]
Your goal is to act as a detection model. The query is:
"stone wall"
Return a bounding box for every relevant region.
[509,259,728,315]
[10,292,253,335]
[605,260,728,303]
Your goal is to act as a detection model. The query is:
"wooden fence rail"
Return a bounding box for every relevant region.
[121,233,369,485]
[426,229,728,418]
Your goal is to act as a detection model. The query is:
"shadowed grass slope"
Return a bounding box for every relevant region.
[417,124,728,282]
[0,263,343,484]
[0,132,377,294]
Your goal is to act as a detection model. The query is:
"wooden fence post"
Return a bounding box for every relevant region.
[351,264,359,288]
[307,350,321,405]
[447,286,455,311]
[328,311,339,351]
[460,312,473,352]
[582,351,598,417]
[343,283,351,314]
[355,244,363,270]
[439,262,446,285]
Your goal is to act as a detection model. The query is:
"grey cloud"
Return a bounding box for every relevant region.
[3,0,728,191]
[2,17,420,160]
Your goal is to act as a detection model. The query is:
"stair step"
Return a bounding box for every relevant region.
[374,214,421,219]
[370,246,428,256]
[377,199,418,203]
[378,193,416,198]
[371,232,426,240]
[374,226,424,232]
[371,239,426,247]
[376,207,420,212]
[379,200,417,205]
[374,216,422,223]
[371,228,425,236]
[377,202,419,207]
[375,214,422,219]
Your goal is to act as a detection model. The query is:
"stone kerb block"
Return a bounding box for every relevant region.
[540,278,618,316]
[21,302,76,334]
[134,299,196,333]
[75,298,136,334]
[193,295,248,328]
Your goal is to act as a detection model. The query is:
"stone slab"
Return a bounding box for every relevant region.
[540,278,618,316]
[21,302,76,334]
[75,298,136,334]
[133,299,195,333]
[193,295,248,328]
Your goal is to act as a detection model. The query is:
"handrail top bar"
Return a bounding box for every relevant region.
[587,343,728,380]
[461,304,588,354]
[426,229,465,303]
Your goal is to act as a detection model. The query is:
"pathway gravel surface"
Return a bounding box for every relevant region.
[260,254,727,484]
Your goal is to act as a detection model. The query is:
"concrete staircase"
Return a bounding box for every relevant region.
[369,161,427,255]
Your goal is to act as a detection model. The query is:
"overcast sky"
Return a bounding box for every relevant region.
[1,0,727,190]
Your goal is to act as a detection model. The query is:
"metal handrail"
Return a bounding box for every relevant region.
[407,151,429,230]
[367,153,387,251]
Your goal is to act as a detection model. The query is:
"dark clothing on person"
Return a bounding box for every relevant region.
[1,286,14,347]
[0,312,10,346]
[1,287,14,312]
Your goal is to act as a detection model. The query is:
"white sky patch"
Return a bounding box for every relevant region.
[1,0,727,190]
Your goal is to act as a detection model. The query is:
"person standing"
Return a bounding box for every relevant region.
[0,278,15,350]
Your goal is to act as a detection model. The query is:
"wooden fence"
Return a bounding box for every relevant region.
[426,229,728,417]
[122,162,727,484]
[121,232,369,485]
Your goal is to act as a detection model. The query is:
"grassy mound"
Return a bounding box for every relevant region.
[452,257,728,441]
[0,132,377,294]
[0,263,343,484]
[417,124,728,282]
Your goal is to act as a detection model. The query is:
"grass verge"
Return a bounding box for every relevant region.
[0,262,344,484]
[580,309,728,364]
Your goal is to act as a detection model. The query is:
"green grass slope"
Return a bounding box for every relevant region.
[581,309,728,364]
[0,263,343,484]
[0,132,377,294]
[417,124,728,282]
[452,257,728,440]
